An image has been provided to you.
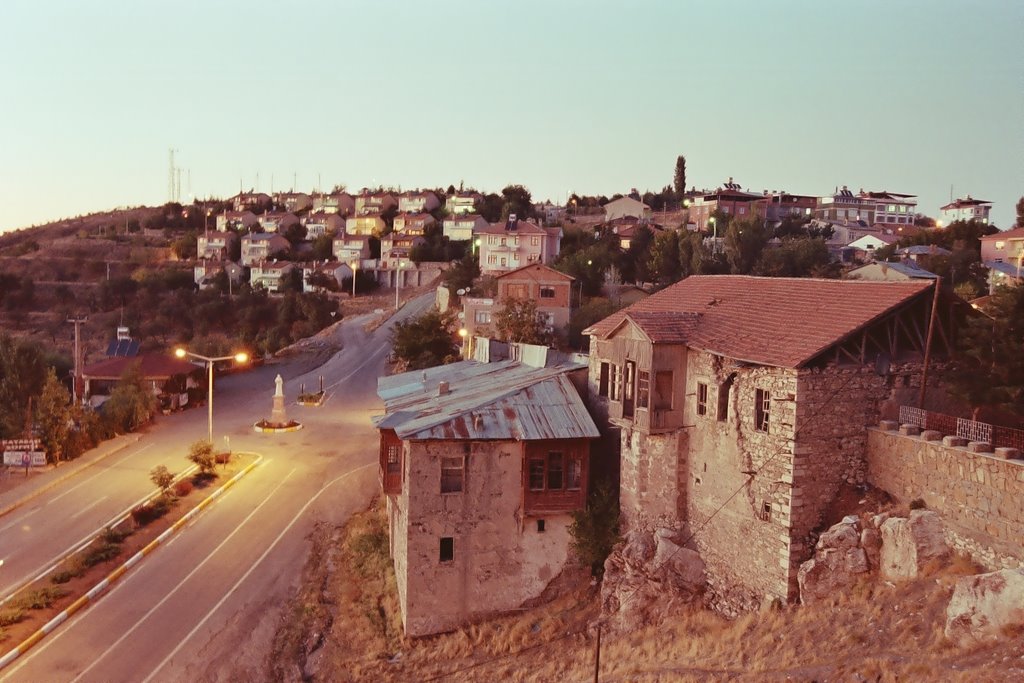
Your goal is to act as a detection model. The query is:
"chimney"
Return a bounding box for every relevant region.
[438,381,450,396]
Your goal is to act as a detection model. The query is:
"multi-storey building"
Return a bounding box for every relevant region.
[474,215,562,275]
[940,196,992,225]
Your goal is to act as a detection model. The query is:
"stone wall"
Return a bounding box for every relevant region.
[389,439,575,637]
[867,427,1023,570]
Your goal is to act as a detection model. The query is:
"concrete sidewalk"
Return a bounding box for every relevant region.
[0,433,143,518]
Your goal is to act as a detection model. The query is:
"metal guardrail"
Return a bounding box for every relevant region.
[898,405,1024,450]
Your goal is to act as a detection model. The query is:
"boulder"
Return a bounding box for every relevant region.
[860,527,882,570]
[945,569,1024,644]
[653,534,705,591]
[816,521,860,551]
[798,547,870,604]
[621,529,655,564]
[879,510,949,580]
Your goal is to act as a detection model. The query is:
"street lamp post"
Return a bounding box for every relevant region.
[351,261,358,298]
[174,348,249,445]
[458,327,468,359]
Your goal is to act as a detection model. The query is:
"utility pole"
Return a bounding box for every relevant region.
[66,316,88,403]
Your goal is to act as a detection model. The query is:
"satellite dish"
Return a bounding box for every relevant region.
[874,352,891,377]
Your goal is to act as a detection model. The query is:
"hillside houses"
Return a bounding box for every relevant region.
[475,215,562,275]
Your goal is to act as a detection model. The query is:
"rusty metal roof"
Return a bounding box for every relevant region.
[375,360,599,441]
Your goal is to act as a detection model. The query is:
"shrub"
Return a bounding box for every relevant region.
[101,525,130,544]
[0,608,25,627]
[188,440,216,475]
[214,451,232,466]
[83,542,121,568]
[150,464,175,491]
[173,479,194,497]
[569,482,621,577]
[15,587,66,610]
[51,570,76,585]
[351,529,389,578]
[130,494,174,526]
[909,498,927,511]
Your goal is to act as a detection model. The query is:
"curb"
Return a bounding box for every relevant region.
[0,453,264,671]
[253,422,304,433]
[0,434,143,519]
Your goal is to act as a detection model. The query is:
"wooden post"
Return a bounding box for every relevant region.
[919,277,942,408]
[593,623,602,683]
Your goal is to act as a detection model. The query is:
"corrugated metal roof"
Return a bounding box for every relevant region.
[375,360,599,442]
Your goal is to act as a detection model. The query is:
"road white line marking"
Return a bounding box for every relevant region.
[69,496,109,520]
[47,444,154,505]
[37,467,294,683]
[141,463,374,683]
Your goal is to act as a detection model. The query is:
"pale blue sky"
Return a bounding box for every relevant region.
[1,0,1021,232]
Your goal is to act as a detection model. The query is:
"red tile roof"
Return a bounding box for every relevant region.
[81,354,199,380]
[980,227,1024,241]
[584,275,934,368]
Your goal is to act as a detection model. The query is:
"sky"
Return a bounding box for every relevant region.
[0,0,1021,233]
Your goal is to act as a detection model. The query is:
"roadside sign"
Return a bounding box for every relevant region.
[2,451,46,467]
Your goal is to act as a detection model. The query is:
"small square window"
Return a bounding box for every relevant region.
[440,537,454,562]
[441,456,464,493]
[537,519,546,533]
[760,501,772,522]
[755,388,771,433]
[540,286,556,299]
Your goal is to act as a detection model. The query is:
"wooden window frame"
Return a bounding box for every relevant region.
[696,381,708,416]
[654,371,673,410]
[598,362,610,397]
[440,455,465,494]
[636,370,650,410]
[755,388,771,433]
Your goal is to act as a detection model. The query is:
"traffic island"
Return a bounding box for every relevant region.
[253,420,303,433]
[0,453,261,668]
[254,373,303,432]
[296,391,325,407]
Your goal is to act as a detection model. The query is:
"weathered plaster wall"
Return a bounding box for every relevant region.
[867,427,1023,571]
[394,440,575,637]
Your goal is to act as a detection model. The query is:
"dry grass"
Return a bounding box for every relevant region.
[271,499,1024,682]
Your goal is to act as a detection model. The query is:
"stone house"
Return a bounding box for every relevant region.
[474,215,562,275]
[215,210,258,232]
[196,230,238,260]
[603,196,652,222]
[241,233,290,267]
[392,212,436,235]
[443,213,487,242]
[584,275,963,610]
[398,191,441,214]
[374,357,599,636]
[249,260,297,292]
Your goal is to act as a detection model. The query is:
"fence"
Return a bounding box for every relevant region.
[898,405,1024,451]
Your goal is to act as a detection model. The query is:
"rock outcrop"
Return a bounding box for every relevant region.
[879,510,949,580]
[945,568,1024,644]
[601,528,705,632]
[798,518,871,604]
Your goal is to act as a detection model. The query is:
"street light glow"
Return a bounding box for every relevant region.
[234,352,249,364]
[174,347,186,359]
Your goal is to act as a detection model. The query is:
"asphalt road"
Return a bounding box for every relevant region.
[2,292,433,682]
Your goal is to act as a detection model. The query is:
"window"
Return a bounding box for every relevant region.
[547,452,564,489]
[609,364,621,400]
[500,237,507,246]
[717,374,734,422]
[654,371,673,410]
[636,371,650,409]
[539,286,555,299]
[567,457,582,490]
[532,237,540,246]
[537,519,546,533]
[598,362,610,397]
[440,456,464,493]
[475,310,491,324]
[488,255,497,265]
[696,382,708,416]
[529,458,546,490]
[386,444,401,475]
[500,258,507,266]
[507,284,527,299]
[760,501,772,522]
[439,537,454,562]
[755,388,770,432]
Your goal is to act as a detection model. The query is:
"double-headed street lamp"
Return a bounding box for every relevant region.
[174,348,249,445]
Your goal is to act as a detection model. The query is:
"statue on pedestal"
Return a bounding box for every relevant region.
[270,374,288,425]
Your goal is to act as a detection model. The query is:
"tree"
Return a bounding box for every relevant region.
[477,193,504,223]
[443,252,480,293]
[500,184,534,220]
[102,362,156,433]
[673,155,687,198]
[724,215,770,274]
[569,482,620,576]
[150,465,175,492]
[620,226,655,284]
[309,233,334,261]
[282,221,307,245]
[34,368,71,464]
[494,298,553,346]
[753,238,833,278]
[390,309,460,370]
[172,232,198,260]
[188,440,216,475]
[0,334,48,438]
[947,285,1024,420]
[1017,196,1024,228]
[648,230,683,285]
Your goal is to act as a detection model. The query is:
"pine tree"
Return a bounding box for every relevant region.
[673,155,687,197]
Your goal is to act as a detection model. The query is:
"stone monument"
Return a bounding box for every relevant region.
[270,373,288,426]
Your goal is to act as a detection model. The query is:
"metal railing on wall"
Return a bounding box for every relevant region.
[898,405,1024,451]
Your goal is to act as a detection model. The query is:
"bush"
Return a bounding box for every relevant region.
[214,451,232,466]
[83,542,121,568]
[0,608,25,627]
[351,529,389,578]
[150,464,174,491]
[173,479,194,497]
[188,440,216,475]
[909,498,927,510]
[130,494,174,526]
[569,482,621,577]
[14,587,66,610]
[51,570,76,585]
